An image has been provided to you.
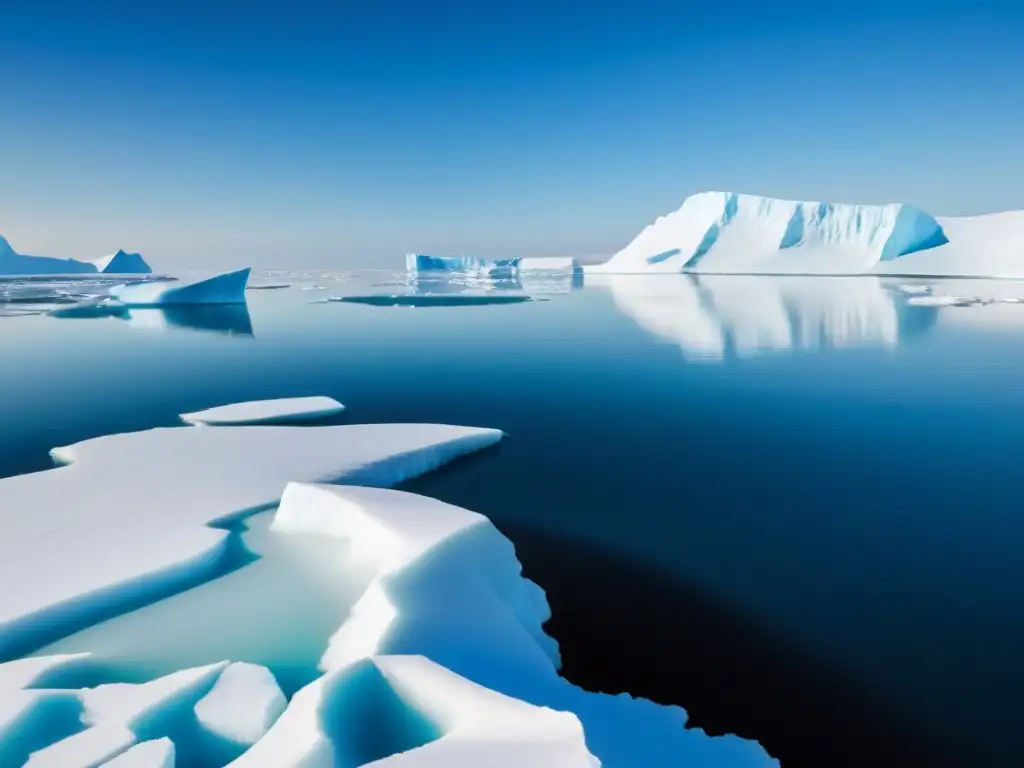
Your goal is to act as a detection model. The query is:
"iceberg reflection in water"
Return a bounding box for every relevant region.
[126,304,255,337]
[591,274,942,360]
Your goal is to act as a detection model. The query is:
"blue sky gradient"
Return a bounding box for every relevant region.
[1,1,1022,268]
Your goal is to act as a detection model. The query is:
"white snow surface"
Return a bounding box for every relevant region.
[99,738,175,768]
[0,422,502,659]
[590,191,1024,276]
[180,397,345,426]
[194,662,286,746]
[111,268,251,306]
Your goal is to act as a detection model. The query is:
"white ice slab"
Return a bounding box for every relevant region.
[234,485,777,768]
[0,422,502,659]
[194,662,286,746]
[99,738,175,768]
[25,724,136,768]
[180,396,345,426]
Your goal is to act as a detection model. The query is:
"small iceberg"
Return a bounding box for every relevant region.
[180,397,345,426]
[111,269,251,306]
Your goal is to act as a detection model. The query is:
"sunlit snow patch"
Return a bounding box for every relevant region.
[180,397,345,426]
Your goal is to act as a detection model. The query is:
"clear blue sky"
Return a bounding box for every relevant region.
[1,1,1022,269]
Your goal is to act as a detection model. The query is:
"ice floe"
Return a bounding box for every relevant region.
[180,397,345,426]
[193,663,286,747]
[0,401,777,767]
[0,422,502,659]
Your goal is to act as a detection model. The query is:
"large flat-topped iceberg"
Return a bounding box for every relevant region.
[0,236,152,276]
[180,396,345,426]
[0,421,502,659]
[111,268,251,306]
[590,191,1024,277]
[406,253,520,275]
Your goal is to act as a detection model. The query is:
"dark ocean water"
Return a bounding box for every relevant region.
[3,270,1024,767]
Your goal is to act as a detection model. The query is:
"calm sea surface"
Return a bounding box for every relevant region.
[2,270,1023,767]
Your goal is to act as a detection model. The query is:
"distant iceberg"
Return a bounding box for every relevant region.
[0,237,152,276]
[588,191,1024,277]
[406,253,520,276]
[111,268,251,306]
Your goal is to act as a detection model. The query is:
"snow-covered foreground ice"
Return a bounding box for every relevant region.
[0,421,502,660]
[181,397,345,426]
[589,191,1024,277]
[0,402,777,766]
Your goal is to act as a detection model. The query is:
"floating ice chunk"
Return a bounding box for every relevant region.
[897,284,932,295]
[180,396,345,426]
[0,422,502,658]
[324,294,531,307]
[81,662,227,729]
[194,662,286,746]
[111,268,251,306]
[246,283,290,290]
[25,724,136,767]
[99,738,175,768]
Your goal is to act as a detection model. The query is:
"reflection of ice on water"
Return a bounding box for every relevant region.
[591,274,902,360]
[38,510,376,697]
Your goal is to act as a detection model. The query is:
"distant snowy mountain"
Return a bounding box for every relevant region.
[0,236,152,275]
[589,192,1024,277]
